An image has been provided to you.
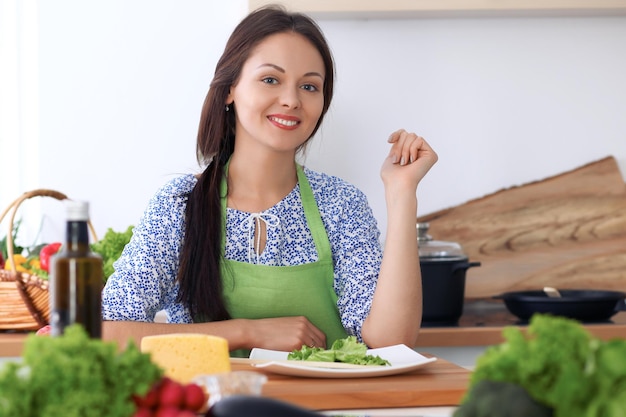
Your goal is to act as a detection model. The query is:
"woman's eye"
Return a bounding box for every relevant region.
[262,77,278,85]
[301,84,319,92]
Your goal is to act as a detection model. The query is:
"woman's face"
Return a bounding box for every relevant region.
[227,32,325,155]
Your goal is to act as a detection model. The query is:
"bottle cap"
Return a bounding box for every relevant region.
[65,200,90,221]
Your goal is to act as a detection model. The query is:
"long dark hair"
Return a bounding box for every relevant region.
[176,5,335,321]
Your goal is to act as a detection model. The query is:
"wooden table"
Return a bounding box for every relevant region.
[0,333,28,357]
[230,357,470,411]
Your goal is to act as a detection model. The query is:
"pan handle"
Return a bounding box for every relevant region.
[451,261,481,273]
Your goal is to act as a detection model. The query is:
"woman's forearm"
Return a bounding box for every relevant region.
[102,319,248,350]
[362,190,421,348]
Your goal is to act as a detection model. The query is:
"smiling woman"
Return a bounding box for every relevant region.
[100,4,438,356]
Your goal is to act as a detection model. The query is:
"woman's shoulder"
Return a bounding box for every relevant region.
[302,165,365,200]
[144,174,198,214]
[154,174,198,198]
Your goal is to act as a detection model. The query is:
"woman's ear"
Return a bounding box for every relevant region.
[225,87,234,106]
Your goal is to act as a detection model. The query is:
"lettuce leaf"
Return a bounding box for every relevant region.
[287,336,391,366]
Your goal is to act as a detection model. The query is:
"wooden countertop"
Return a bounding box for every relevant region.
[415,299,626,347]
[230,357,470,410]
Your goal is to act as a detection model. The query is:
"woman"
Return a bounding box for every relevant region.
[102,5,438,353]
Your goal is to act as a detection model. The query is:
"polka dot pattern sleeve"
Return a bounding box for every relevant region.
[101,175,196,323]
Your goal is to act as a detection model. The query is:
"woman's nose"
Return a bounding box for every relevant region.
[279,86,300,109]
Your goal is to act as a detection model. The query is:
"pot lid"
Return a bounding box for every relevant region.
[417,222,466,258]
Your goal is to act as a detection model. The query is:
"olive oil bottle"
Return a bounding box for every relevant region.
[50,200,103,338]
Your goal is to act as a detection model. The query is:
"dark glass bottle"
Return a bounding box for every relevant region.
[50,201,103,338]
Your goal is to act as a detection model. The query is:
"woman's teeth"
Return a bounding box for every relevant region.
[269,116,298,127]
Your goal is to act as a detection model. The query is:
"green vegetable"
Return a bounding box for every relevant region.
[287,336,391,366]
[90,225,133,282]
[454,380,553,417]
[1,219,25,268]
[457,314,626,417]
[0,324,163,417]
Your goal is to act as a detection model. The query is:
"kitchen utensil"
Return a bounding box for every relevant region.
[543,287,562,298]
[206,396,322,417]
[417,223,481,325]
[495,289,626,322]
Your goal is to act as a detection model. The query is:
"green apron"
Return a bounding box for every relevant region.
[220,163,348,357]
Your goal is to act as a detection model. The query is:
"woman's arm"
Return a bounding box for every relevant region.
[103,316,326,352]
[361,129,437,348]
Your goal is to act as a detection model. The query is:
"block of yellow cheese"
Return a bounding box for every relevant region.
[141,333,231,383]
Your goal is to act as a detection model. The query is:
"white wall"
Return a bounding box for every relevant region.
[4,1,626,244]
[309,15,626,237]
[31,0,248,241]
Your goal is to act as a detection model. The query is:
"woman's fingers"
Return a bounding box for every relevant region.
[387,129,427,166]
[251,316,326,351]
[381,129,438,189]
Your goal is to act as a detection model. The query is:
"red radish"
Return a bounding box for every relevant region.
[36,325,51,336]
[133,379,162,408]
[154,406,180,417]
[143,383,162,408]
[182,383,206,411]
[177,411,196,417]
[158,378,185,407]
[132,407,153,417]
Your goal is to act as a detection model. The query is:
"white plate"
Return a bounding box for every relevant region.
[248,344,437,378]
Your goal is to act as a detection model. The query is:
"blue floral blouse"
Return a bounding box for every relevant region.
[101,166,383,340]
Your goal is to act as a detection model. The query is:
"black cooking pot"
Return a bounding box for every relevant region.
[495,289,626,322]
[417,223,481,326]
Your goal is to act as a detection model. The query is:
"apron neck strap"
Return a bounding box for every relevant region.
[219,160,331,260]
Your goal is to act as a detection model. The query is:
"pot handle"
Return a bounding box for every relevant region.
[616,298,626,312]
[451,261,481,273]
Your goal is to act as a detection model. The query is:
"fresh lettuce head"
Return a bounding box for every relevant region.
[464,314,626,417]
[90,225,133,281]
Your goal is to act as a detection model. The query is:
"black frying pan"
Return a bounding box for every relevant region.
[494,289,626,322]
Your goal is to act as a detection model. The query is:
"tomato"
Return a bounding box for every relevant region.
[39,242,62,272]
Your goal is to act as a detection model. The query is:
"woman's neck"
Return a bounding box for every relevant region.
[226,152,298,213]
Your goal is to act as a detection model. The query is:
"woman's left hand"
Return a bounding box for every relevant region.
[380,129,438,191]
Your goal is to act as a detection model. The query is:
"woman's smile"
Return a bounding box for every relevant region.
[268,114,301,130]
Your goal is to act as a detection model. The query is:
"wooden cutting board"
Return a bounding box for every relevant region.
[231,357,470,410]
[417,156,626,298]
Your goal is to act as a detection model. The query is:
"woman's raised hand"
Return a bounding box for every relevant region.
[381,129,438,192]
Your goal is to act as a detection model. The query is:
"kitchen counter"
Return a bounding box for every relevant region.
[230,356,470,411]
[2,299,625,358]
[414,298,626,348]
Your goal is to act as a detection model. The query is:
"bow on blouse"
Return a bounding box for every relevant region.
[241,212,281,264]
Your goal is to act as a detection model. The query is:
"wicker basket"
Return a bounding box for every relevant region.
[0,189,97,331]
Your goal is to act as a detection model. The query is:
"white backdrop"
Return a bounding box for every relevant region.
[2,0,625,246]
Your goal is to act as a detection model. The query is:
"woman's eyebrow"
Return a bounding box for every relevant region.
[257,63,324,80]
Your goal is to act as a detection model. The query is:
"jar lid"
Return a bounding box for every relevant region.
[417,222,466,259]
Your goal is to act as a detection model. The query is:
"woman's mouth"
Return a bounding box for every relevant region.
[268,115,300,130]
